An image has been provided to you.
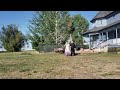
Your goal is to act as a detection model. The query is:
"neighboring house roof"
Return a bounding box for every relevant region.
[90,11,114,22]
[82,20,120,35]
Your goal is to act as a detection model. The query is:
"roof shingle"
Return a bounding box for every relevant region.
[82,20,120,35]
[90,11,114,22]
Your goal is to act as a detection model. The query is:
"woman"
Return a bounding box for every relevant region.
[64,41,71,56]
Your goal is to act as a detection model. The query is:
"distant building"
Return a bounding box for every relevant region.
[83,11,120,52]
[0,40,33,51]
[21,40,33,51]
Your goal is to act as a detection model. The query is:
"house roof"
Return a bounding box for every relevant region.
[82,26,105,35]
[90,11,114,22]
[82,20,120,35]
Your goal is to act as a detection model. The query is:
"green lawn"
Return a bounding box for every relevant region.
[0,51,120,79]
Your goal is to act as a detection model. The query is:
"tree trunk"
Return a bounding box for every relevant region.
[70,34,72,42]
[55,11,58,45]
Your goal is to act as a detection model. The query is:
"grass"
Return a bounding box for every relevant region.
[0,51,120,79]
[101,71,120,77]
[20,52,32,55]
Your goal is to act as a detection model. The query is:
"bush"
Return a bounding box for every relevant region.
[0,24,27,52]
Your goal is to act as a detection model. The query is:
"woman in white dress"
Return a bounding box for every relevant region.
[64,41,71,56]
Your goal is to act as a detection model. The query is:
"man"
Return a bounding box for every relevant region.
[70,41,76,56]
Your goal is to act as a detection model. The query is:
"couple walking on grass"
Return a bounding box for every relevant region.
[64,40,76,56]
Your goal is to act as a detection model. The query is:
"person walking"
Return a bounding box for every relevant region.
[64,41,71,56]
[70,41,76,56]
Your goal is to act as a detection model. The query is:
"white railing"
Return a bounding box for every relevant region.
[92,38,120,49]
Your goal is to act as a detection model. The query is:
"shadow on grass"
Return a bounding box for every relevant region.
[0,51,7,53]
[71,53,79,56]
[63,53,79,57]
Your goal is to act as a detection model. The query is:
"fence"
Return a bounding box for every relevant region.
[39,44,64,52]
[38,44,89,52]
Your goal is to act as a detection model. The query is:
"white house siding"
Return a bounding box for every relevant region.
[0,48,6,51]
[93,13,120,28]
[0,40,33,51]
[94,19,107,27]
[107,13,120,25]
[102,19,107,26]
[92,22,95,27]
[21,40,33,51]
[117,38,120,45]
[86,12,120,51]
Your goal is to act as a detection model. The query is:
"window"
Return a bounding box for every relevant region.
[102,32,107,41]
[108,30,116,39]
[113,32,116,38]
[118,28,120,38]
[101,20,102,24]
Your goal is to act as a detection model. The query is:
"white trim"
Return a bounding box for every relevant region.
[102,32,103,41]
[116,28,118,44]
[89,33,99,35]
[89,34,91,49]
[106,32,108,40]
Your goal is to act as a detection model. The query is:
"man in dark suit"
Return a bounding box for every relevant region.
[70,41,76,56]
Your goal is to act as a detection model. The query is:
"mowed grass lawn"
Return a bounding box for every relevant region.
[0,51,120,79]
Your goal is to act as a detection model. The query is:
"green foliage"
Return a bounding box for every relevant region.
[28,11,89,51]
[70,14,89,45]
[0,24,27,52]
[20,52,32,55]
[28,11,71,51]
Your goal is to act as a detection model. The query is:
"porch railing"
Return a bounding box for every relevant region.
[92,38,120,49]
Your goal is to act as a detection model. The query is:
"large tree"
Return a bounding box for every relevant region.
[28,11,71,51]
[28,11,89,51]
[69,14,89,45]
[0,24,27,52]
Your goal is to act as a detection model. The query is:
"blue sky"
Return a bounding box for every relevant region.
[0,11,97,50]
[0,11,97,35]
[0,11,33,35]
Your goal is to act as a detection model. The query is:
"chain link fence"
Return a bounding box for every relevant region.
[38,44,89,52]
[38,44,64,52]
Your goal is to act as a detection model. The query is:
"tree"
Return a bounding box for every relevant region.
[0,24,27,52]
[69,14,89,45]
[28,11,89,51]
[28,11,71,51]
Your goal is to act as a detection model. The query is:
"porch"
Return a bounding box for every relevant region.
[89,28,120,49]
[82,22,120,52]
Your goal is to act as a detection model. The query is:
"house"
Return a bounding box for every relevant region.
[0,40,33,51]
[82,11,120,52]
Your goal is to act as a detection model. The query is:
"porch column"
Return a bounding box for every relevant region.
[106,32,108,44]
[102,32,103,42]
[89,34,91,49]
[106,32,108,40]
[99,33,101,40]
[116,28,118,44]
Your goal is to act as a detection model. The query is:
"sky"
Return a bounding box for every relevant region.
[0,11,97,50]
[0,11,97,35]
[0,11,33,35]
